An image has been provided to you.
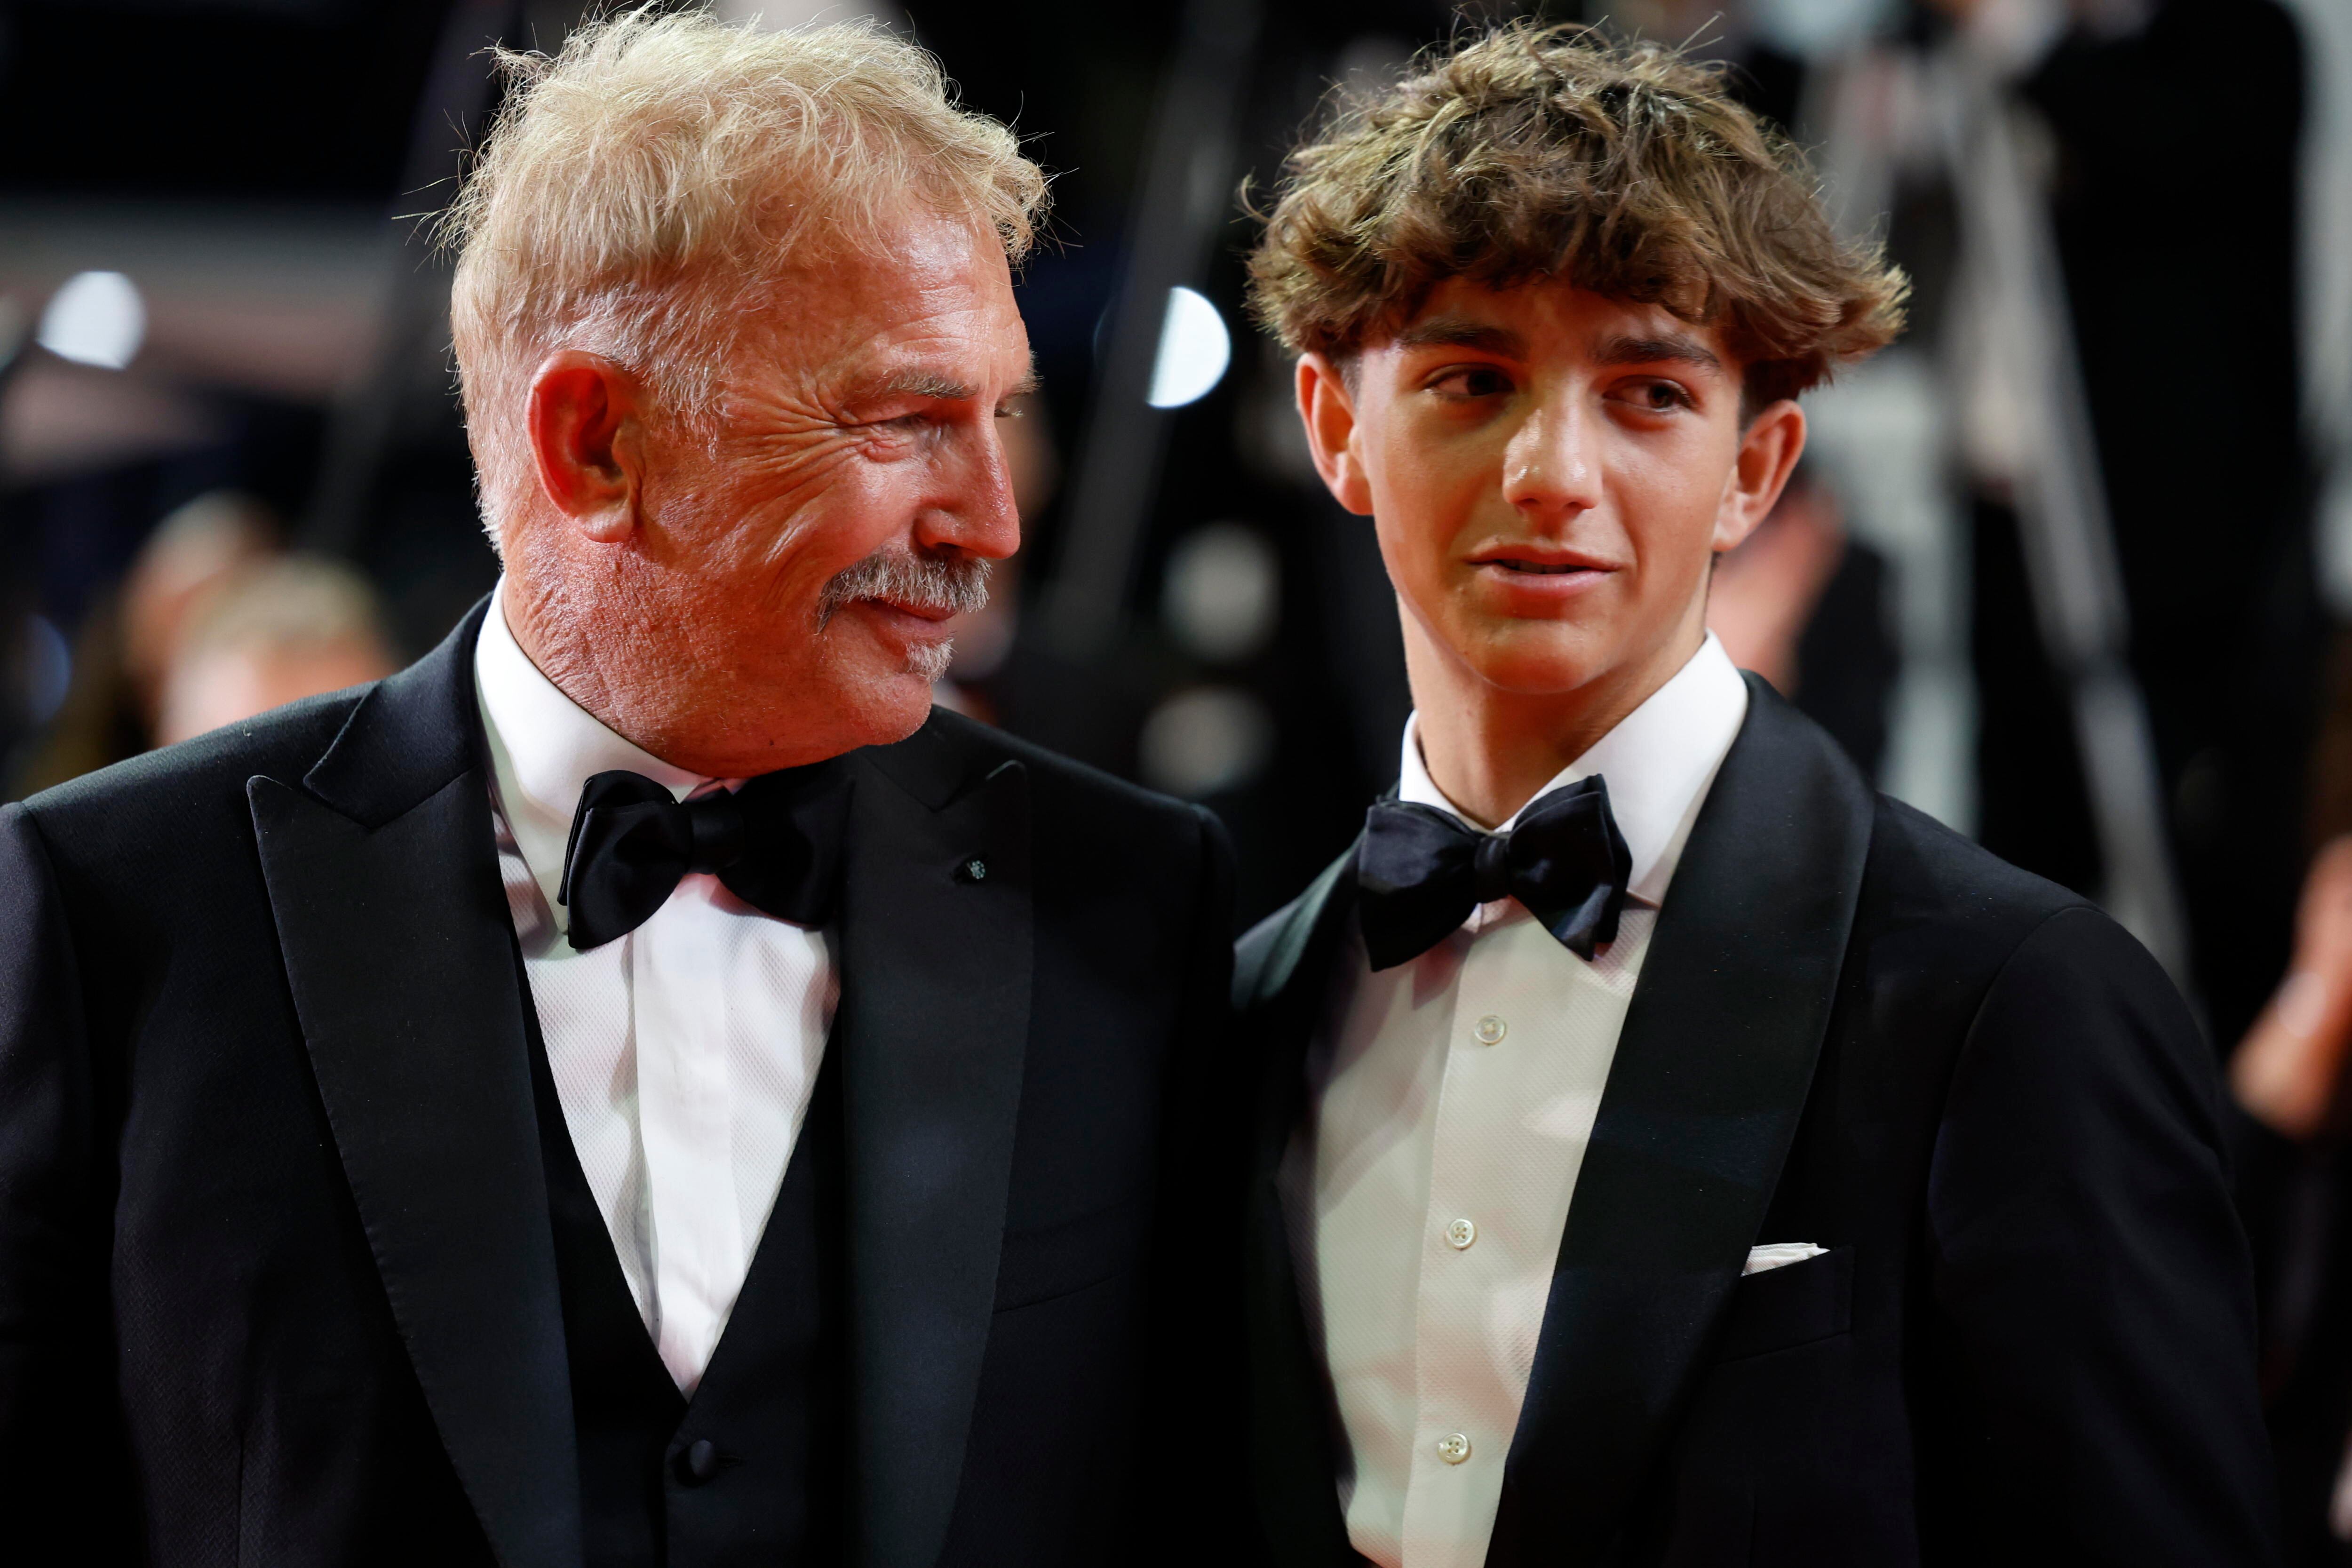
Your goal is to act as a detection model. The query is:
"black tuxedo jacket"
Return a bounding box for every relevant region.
[0,602,1233,1567]
[1237,677,2278,1567]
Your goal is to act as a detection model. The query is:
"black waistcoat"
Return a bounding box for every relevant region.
[521,972,847,1568]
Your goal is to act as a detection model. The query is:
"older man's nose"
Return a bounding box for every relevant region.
[917,430,1022,560]
[1501,398,1602,520]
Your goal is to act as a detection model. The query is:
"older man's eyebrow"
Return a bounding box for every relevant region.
[870,368,980,402]
[1004,366,1043,401]
[1393,317,1527,356]
[1593,331,1724,373]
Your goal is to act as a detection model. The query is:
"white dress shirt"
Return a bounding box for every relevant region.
[473,586,837,1394]
[1280,635,1749,1568]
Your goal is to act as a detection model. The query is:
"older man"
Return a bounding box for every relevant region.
[0,13,1232,1568]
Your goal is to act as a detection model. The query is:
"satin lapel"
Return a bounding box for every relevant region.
[1484,680,1872,1568]
[1240,850,1367,1568]
[247,601,580,1568]
[838,724,1034,1568]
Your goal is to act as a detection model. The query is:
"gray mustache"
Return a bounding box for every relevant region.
[816,551,992,627]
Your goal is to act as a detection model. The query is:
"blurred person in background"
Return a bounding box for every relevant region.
[9,488,278,792]
[1986,0,2314,1052]
[1704,462,1897,780]
[2233,820,2352,1564]
[151,553,396,746]
[1234,26,2274,1567]
[0,11,1233,1567]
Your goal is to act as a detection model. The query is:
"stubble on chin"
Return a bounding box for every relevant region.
[903,635,956,684]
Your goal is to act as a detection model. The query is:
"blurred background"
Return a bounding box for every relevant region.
[0,0,2348,1549]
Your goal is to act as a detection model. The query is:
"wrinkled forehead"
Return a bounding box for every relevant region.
[729,208,1031,398]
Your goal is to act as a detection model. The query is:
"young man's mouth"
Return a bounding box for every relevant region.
[1468,548,1617,582]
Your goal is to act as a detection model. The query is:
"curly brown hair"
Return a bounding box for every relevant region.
[1245,24,1906,406]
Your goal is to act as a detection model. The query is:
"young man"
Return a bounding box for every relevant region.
[1235,27,2275,1568]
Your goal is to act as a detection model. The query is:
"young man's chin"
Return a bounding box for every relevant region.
[1440,618,1620,697]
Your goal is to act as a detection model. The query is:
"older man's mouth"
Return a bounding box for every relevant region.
[862,596,959,624]
[817,550,991,629]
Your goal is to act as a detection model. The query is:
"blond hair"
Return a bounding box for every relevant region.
[445,5,1048,543]
[1248,24,1904,406]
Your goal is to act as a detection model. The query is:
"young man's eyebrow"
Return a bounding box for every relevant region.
[1592,332,1724,372]
[1392,317,1527,356]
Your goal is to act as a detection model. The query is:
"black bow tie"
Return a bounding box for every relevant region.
[558,764,852,951]
[1356,775,1633,971]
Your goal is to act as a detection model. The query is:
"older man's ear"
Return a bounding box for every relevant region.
[527,350,646,544]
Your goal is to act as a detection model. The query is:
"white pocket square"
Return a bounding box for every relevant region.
[1743,1242,1828,1276]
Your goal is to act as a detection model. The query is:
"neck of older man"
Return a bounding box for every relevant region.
[494,570,876,781]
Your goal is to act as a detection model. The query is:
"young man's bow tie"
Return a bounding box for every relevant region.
[559,763,852,950]
[1355,776,1633,971]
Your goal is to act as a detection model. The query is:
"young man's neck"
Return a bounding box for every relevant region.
[1405,620,1706,830]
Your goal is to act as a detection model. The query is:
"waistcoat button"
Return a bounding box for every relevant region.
[678,1438,722,1485]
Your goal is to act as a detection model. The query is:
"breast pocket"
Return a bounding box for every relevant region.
[993,1193,1152,1312]
[1711,1244,1854,1362]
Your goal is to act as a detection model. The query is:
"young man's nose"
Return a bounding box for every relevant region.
[1500,395,1604,520]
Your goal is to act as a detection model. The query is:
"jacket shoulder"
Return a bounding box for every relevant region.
[1854,790,2130,989]
[16,686,366,864]
[911,708,1214,855]
[1871,792,2086,917]
[1235,850,1354,1012]
[932,708,1189,812]
[1235,900,1303,1009]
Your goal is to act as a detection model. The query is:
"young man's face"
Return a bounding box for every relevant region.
[1297,279,1803,709]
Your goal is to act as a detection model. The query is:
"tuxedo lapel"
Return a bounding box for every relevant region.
[247,601,581,1568]
[1484,679,1872,1568]
[836,717,1035,1568]
[1239,851,1367,1568]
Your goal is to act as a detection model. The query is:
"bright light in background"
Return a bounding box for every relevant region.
[1138,685,1272,798]
[38,271,146,370]
[1148,286,1231,409]
[1163,522,1280,664]
[1748,0,1896,58]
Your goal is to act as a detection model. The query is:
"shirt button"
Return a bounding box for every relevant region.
[1445,1217,1478,1250]
[1473,1015,1507,1045]
[1436,1432,1473,1465]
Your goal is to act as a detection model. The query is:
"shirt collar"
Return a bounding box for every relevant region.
[474,581,709,933]
[1396,632,1750,907]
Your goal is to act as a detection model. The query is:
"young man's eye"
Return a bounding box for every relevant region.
[1614,378,1692,412]
[1429,366,1514,399]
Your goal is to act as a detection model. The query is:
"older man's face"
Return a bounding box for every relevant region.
[620,205,1030,772]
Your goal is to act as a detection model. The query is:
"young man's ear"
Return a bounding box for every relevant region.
[1712,397,1807,554]
[527,350,647,545]
[1296,351,1376,517]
